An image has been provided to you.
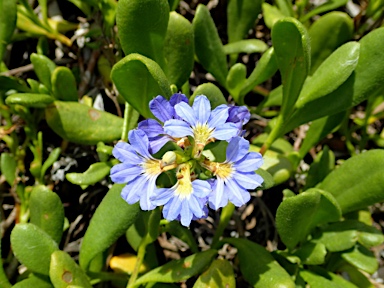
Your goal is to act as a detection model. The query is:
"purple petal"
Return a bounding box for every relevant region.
[234,152,264,172]
[226,180,250,207]
[210,122,238,141]
[208,179,226,210]
[110,163,142,183]
[139,177,157,210]
[208,105,229,128]
[149,95,174,122]
[180,200,193,226]
[138,119,164,138]
[233,171,261,190]
[228,106,251,125]
[163,197,182,221]
[121,179,142,204]
[128,129,151,158]
[226,137,249,163]
[148,136,172,154]
[192,95,211,124]
[174,101,197,126]
[187,196,205,219]
[112,142,141,163]
[170,93,189,107]
[191,180,211,198]
[164,119,194,137]
[151,187,175,206]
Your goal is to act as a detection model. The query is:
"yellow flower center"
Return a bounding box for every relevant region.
[193,122,214,148]
[142,159,162,176]
[204,161,233,180]
[174,164,193,199]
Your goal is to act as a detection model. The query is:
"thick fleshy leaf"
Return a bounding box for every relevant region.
[224,238,295,288]
[276,188,341,249]
[30,53,56,91]
[293,241,326,265]
[164,12,194,89]
[284,27,384,132]
[318,149,384,214]
[109,253,148,274]
[341,244,378,274]
[111,53,172,119]
[223,39,268,55]
[134,250,217,285]
[12,275,52,288]
[66,162,110,186]
[29,185,64,244]
[50,251,92,288]
[79,184,140,270]
[5,93,54,108]
[190,83,226,109]
[0,0,17,60]
[40,147,61,180]
[300,269,358,288]
[0,76,30,92]
[262,3,286,29]
[116,0,169,67]
[339,264,376,288]
[10,223,59,275]
[0,152,17,186]
[51,67,78,101]
[193,4,228,87]
[193,259,235,288]
[300,0,349,22]
[45,101,123,145]
[226,63,247,102]
[308,12,354,74]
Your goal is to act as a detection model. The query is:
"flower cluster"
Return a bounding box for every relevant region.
[110,94,264,226]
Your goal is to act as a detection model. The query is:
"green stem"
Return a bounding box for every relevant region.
[121,102,130,141]
[211,203,235,249]
[126,240,148,288]
[260,114,285,155]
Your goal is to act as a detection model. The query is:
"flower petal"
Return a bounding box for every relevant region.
[163,197,182,221]
[226,137,249,163]
[233,171,262,190]
[174,101,197,126]
[226,180,250,207]
[210,122,238,141]
[228,105,250,125]
[234,152,264,172]
[151,187,175,206]
[180,200,193,226]
[110,163,142,183]
[139,176,157,210]
[128,129,152,158]
[121,179,141,204]
[138,119,164,138]
[192,95,211,124]
[112,142,141,163]
[149,95,174,122]
[164,119,194,137]
[170,93,188,107]
[148,136,172,154]
[191,180,211,198]
[208,179,227,210]
[208,104,229,128]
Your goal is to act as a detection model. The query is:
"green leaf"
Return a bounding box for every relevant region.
[30,53,56,91]
[66,162,110,186]
[168,0,180,10]
[341,244,378,274]
[293,241,326,265]
[0,76,30,92]
[193,259,235,288]
[262,3,286,29]
[50,251,92,288]
[12,274,53,288]
[5,93,54,108]
[0,152,17,186]
[134,250,217,285]
[193,4,228,87]
[300,268,358,288]
[224,238,295,288]
[255,168,275,190]
[51,67,78,101]
[227,0,262,43]
[275,0,294,16]
[40,147,61,180]
[45,101,123,145]
[226,63,247,102]
[276,188,341,249]
[339,264,376,288]
[111,53,172,119]
[162,221,199,253]
[318,149,384,214]
[300,0,349,22]
[116,0,169,67]
[304,146,335,189]
[190,83,226,109]
[164,12,194,89]
[308,12,354,74]
[223,40,268,55]
[29,185,64,244]
[79,184,140,270]
[296,42,360,108]
[10,223,59,275]
[0,0,17,60]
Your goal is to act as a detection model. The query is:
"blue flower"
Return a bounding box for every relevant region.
[151,163,211,226]
[110,129,165,210]
[164,95,239,155]
[203,137,264,210]
[138,93,189,153]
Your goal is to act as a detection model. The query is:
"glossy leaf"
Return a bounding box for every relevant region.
[223,40,268,55]
[111,53,172,119]
[66,162,110,186]
[0,0,17,60]
[300,269,358,288]
[134,250,217,285]
[341,244,378,274]
[255,168,275,190]
[309,12,354,74]
[227,0,262,43]
[50,251,92,288]
[45,101,123,145]
[29,185,64,244]
[168,0,180,10]
[300,0,349,22]
[40,147,61,180]
[0,76,30,92]
[116,0,169,67]
[79,184,140,270]
[193,4,228,87]
[293,241,326,265]
[319,149,384,214]
[224,238,295,288]
[262,3,286,29]
[276,188,341,249]
[275,0,294,16]
[30,53,56,91]
[0,152,17,186]
[12,275,52,288]
[304,146,335,189]
[339,264,376,288]
[296,42,360,108]
[11,223,59,275]
[5,93,54,108]
[193,259,235,288]
[164,12,194,89]
[190,83,227,109]
[109,253,148,274]
[226,63,247,102]
[51,67,78,101]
